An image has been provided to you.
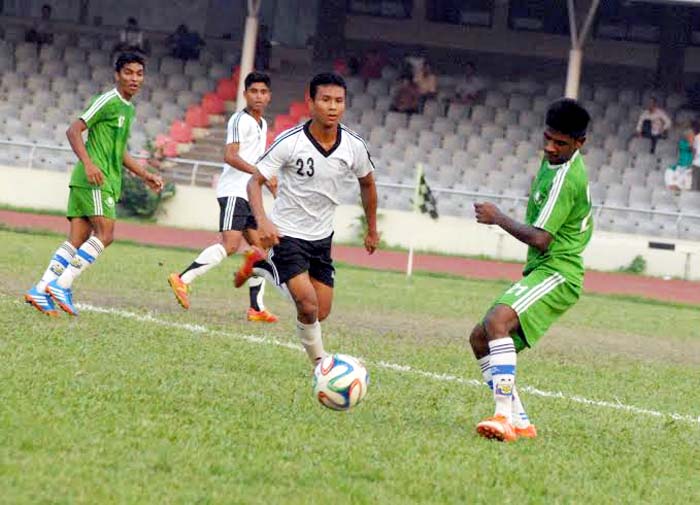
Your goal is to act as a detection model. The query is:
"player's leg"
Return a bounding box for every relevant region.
[307,233,335,322]
[25,217,90,316]
[242,227,278,323]
[286,272,326,365]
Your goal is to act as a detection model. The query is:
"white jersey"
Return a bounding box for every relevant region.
[216,110,267,199]
[256,121,374,241]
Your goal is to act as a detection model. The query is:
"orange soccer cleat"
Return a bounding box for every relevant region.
[246,307,279,323]
[234,247,266,288]
[476,415,517,442]
[168,273,191,309]
[515,424,538,439]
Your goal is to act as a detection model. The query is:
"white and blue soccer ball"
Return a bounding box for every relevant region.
[313,354,369,411]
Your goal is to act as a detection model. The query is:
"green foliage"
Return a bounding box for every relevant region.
[118,172,176,219]
[355,208,387,248]
[2,230,700,503]
[619,255,647,274]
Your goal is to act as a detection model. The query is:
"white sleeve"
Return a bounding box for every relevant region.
[256,133,292,180]
[226,113,244,144]
[350,136,375,179]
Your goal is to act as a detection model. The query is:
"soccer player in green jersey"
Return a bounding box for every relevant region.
[24,52,163,316]
[469,98,592,442]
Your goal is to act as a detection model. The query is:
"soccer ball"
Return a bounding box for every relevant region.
[313,354,369,411]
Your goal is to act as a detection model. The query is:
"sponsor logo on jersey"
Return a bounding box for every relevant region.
[118,116,125,127]
[105,196,115,208]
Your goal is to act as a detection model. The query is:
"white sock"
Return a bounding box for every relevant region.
[180,244,227,284]
[477,355,493,390]
[512,387,531,429]
[296,320,325,364]
[36,241,76,292]
[57,237,105,289]
[248,276,265,311]
[488,337,516,421]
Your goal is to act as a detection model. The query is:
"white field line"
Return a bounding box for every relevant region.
[71,303,700,426]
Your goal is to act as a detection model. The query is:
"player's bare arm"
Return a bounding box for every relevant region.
[66,119,103,186]
[225,142,277,197]
[247,169,280,247]
[474,202,552,253]
[123,152,164,193]
[358,172,379,254]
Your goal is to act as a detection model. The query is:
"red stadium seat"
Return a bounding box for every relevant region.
[202,93,225,115]
[288,101,309,122]
[216,78,237,101]
[169,120,193,143]
[185,105,209,128]
[273,114,297,135]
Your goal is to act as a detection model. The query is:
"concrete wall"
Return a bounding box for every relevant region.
[2,165,699,280]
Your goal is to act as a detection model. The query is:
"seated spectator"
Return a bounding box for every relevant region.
[169,24,205,61]
[636,97,672,154]
[692,121,700,191]
[112,17,148,58]
[454,62,486,105]
[360,49,385,81]
[665,124,695,192]
[414,61,438,111]
[390,76,420,115]
[25,4,53,49]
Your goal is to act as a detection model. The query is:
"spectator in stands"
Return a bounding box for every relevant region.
[360,49,384,81]
[169,24,205,61]
[112,18,148,58]
[390,76,420,115]
[692,121,700,191]
[25,4,53,50]
[455,62,486,105]
[665,123,696,192]
[414,61,438,111]
[635,97,672,154]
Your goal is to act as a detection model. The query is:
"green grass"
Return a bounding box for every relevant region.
[1,229,699,504]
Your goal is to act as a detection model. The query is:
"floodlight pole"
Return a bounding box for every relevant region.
[564,0,601,99]
[236,0,262,112]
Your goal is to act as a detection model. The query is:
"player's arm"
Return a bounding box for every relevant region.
[247,169,279,248]
[474,202,552,253]
[224,142,277,197]
[358,172,379,254]
[123,152,164,193]
[66,119,104,186]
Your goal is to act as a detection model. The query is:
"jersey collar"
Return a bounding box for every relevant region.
[244,108,264,129]
[303,120,342,158]
[546,149,579,170]
[113,88,133,107]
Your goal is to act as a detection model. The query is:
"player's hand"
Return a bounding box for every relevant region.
[144,172,164,193]
[474,202,503,225]
[264,176,278,198]
[364,229,380,254]
[85,162,104,186]
[258,218,281,248]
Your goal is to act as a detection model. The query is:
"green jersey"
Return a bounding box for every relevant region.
[524,151,593,285]
[69,88,135,200]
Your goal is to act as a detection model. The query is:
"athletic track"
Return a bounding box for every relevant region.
[1,209,698,306]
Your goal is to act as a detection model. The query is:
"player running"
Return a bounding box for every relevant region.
[24,52,163,316]
[234,72,379,365]
[167,72,279,322]
[469,98,593,441]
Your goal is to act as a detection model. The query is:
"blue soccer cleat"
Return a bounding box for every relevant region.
[46,280,79,316]
[24,286,58,317]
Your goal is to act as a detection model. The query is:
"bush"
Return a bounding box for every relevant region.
[619,255,646,275]
[118,171,176,219]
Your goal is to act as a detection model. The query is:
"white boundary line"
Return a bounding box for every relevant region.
[73,303,700,426]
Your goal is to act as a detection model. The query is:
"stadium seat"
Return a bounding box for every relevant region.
[185,105,209,128]
[202,93,225,115]
[170,120,193,143]
[351,94,374,110]
[385,111,408,130]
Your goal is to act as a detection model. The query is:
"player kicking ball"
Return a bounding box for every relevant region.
[234,72,379,365]
[168,72,278,323]
[25,52,163,316]
[470,99,592,441]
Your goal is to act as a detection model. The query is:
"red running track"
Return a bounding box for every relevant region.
[1,210,698,305]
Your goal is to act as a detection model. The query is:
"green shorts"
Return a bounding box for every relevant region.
[491,267,581,352]
[67,187,117,220]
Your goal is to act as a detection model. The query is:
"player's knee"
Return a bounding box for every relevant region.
[295,297,318,322]
[484,305,517,339]
[96,231,114,247]
[469,324,487,352]
[318,304,332,322]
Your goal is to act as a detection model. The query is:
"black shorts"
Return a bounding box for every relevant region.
[218,196,257,232]
[266,233,335,288]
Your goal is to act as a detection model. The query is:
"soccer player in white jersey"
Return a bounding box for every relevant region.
[234,72,379,365]
[168,72,279,323]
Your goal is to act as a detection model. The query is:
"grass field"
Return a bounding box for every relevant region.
[1,228,700,504]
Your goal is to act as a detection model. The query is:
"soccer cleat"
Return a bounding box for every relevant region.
[24,286,59,317]
[515,424,538,439]
[168,273,191,309]
[234,247,266,288]
[476,415,517,442]
[45,280,79,316]
[246,307,279,323]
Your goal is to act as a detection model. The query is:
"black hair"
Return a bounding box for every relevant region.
[115,52,145,72]
[545,98,590,139]
[309,72,346,100]
[244,71,271,90]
